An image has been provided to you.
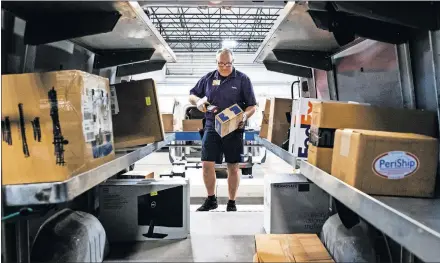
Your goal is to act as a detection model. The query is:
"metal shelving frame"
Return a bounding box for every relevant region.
[256,136,440,263]
[2,134,175,263]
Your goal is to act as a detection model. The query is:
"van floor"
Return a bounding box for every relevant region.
[105,205,264,262]
[104,151,292,262]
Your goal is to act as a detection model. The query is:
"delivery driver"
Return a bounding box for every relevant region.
[189,47,257,212]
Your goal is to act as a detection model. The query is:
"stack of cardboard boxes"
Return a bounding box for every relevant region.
[257,98,438,262]
[258,98,334,263]
[308,100,438,198]
[262,97,439,198]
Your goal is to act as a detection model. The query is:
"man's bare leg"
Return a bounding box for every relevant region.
[226,163,240,211]
[203,161,216,196]
[196,161,218,211]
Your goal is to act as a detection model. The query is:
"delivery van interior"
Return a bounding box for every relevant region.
[1,1,440,262]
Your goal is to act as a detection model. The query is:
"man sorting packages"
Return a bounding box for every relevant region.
[99,178,190,242]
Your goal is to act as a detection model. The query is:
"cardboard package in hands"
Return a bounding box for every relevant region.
[215,104,244,137]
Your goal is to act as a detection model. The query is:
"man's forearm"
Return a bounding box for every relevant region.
[189,94,201,105]
[244,105,257,119]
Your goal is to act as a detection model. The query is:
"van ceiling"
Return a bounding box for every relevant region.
[141,1,286,53]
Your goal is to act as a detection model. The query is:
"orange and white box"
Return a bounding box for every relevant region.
[289,98,320,159]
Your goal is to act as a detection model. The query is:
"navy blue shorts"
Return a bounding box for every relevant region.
[201,128,244,164]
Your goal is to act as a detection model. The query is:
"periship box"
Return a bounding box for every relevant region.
[99,178,190,242]
[264,173,330,234]
[332,129,438,197]
[1,70,115,185]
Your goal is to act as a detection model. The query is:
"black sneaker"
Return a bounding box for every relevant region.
[226,200,237,212]
[196,197,218,211]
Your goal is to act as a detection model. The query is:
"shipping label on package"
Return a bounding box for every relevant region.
[82,81,113,159]
[110,85,120,115]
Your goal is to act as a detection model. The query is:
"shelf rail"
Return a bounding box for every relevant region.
[3,133,175,206]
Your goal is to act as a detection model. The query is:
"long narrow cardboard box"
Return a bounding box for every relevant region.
[2,70,115,185]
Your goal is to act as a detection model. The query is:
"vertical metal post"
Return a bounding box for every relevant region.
[16,219,30,263]
[428,30,440,197]
[400,246,415,263]
[327,69,338,101]
[308,72,317,99]
[429,30,440,114]
[395,43,416,109]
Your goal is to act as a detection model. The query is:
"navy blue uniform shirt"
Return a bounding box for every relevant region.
[190,68,257,128]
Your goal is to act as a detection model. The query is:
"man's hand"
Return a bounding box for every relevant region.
[238,112,248,129]
[196,96,209,113]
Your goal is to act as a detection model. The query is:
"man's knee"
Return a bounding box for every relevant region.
[227,163,240,176]
[202,161,215,175]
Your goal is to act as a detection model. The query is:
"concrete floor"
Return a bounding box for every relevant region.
[105,211,264,262]
[104,150,292,262]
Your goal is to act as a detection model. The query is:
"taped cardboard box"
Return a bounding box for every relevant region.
[215,104,244,137]
[268,98,292,147]
[111,79,164,149]
[1,70,115,185]
[332,129,438,197]
[308,101,438,173]
[259,99,271,139]
[182,119,203,131]
[254,234,334,263]
[162,113,174,132]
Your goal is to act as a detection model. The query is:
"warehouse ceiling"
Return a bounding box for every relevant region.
[142,4,284,53]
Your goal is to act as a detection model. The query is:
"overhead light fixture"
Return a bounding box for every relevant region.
[209,1,223,4]
[222,39,237,48]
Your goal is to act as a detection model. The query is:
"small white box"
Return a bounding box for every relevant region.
[99,178,190,242]
[264,173,330,234]
[288,98,320,160]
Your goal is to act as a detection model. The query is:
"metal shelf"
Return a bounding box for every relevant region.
[2,1,176,62]
[3,134,175,207]
[252,2,339,63]
[71,1,176,62]
[255,136,440,262]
